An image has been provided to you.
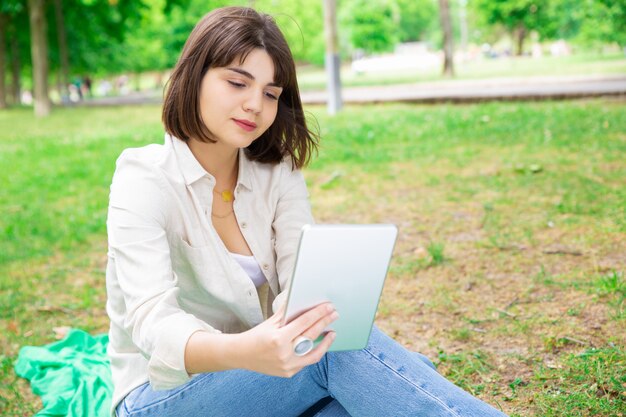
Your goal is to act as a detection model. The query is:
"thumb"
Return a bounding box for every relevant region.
[270,302,287,325]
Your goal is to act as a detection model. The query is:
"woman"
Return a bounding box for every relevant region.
[106,6,508,417]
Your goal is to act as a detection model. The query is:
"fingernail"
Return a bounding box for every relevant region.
[330,311,339,320]
[326,304,334,312]
[330,332,336,340]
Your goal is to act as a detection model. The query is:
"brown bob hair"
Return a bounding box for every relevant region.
[162,7,318,169]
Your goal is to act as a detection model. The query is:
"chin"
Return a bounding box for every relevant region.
[238,135,261,149]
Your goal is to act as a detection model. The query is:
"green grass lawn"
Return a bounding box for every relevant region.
[1,99,625,416]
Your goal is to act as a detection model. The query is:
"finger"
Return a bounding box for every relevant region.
[283,303,334,339]
[300,309,339,341]
[302,331,336,364]
[270,302,287,324]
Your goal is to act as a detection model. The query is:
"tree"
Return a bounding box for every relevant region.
[473,0,550,55]
[341,0,399,54]
[504,0,626,50]
[7,22,24,105]
[578,0,626,48]
[53,0,70,101]
[161,0,234,70]
[439,0,454,76]
[47,0,148,77]
[248,0,326,65]
[28,0,51,117]
[0,12,7,109]
[540,0,585,41]
[0,0,26,107]
[395,0,438,43]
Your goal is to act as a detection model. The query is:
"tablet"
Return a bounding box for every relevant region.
[282,224,398,351]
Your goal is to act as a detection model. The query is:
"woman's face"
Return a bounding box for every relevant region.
[198,48,283,150]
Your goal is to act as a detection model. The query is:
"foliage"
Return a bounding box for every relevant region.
[540,0,586,41]
[4,0,626,94]
[256,0,325,65]
[340,0,399,54]
[473,0,555,33]
[470,0,626,51]
[394,0,438,43]
[1,0,31,86]
[534,0,626,47]
[157,0,235,69]
[471,0,552,53]
[44,0,148,76]
[0,0,24,15]
[577,0,626,46]
[1,0,196,91]
[109,0,172,74]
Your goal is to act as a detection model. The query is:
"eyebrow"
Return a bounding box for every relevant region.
[226,67,281,88]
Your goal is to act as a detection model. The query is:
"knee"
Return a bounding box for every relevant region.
[411,352,437,371]
[368,325,437,371]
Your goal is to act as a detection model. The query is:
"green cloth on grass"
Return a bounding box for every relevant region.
[14,328,113,417]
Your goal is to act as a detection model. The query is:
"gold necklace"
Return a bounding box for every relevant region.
[213,188,234,202]
[211,209,234,219]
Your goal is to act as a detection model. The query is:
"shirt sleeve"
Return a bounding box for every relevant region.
[271,162,315,313]
[107,150,220,390]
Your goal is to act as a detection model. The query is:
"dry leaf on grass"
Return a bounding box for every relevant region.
[53,326,71,340]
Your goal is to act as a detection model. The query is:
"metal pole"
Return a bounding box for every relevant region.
[323,0,342,115]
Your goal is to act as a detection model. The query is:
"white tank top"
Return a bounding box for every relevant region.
[229,252,267,288]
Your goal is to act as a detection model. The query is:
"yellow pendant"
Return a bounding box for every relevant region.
[221,190,233,202]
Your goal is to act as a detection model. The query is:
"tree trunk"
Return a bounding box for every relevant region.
[0,13,7,109]
[515,25,526,56]
[439,0,455,77]
[10,25,21,105]
[28,0,51,117]
[54,0,70,103]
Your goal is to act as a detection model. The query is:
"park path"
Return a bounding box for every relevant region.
[76,74,626,107]
[300,74,626,104]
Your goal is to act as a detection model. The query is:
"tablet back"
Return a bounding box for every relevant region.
[283,224,398,351]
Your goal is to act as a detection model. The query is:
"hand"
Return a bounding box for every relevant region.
[236,302,339,377]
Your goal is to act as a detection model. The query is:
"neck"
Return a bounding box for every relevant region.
[187,139,239,184]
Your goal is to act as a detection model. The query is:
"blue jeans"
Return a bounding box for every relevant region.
[116,326,508,417]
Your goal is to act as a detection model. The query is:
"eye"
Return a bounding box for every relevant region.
[264,91,279,101]
[227,80,246,88]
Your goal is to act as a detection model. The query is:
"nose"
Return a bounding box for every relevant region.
[243,89,263,114]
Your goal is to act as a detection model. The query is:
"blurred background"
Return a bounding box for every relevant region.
[1,0,624,112]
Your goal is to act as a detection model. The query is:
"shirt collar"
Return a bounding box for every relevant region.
[167,133,253,191]
[169,134,207,185]
[236,148,253,191]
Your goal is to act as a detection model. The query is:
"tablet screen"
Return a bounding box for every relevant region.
[282,224,398,351]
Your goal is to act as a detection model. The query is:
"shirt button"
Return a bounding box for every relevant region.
[262,264,269,270]
[241,222,247,229]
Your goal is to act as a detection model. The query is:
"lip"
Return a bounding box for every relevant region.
[233,118,257,132]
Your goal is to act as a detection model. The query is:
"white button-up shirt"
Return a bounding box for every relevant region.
[105,134,313,412]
